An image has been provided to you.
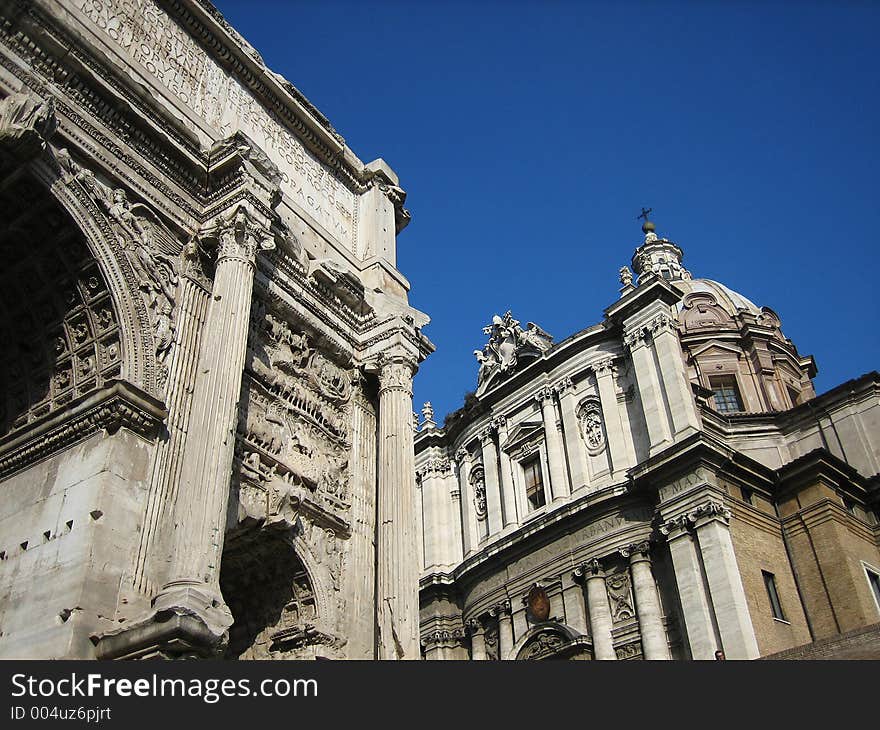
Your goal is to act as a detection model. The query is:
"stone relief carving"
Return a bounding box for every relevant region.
[576,397,606,455]
[0,90,57,163]
[606,571,635,623]
[519,630,567,660]
[615,641,642,660]
[483,622,500,661]
[69,162,183,387]
[473,311,552,393]
[469,465,487,521]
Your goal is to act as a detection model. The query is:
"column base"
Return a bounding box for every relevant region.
[95,582,233,660]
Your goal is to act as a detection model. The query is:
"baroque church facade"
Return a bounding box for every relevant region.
[0,0,432,660]
[415,219,880,660]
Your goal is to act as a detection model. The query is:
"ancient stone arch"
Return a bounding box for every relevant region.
[0,162,163,446]
[29,154,165,398]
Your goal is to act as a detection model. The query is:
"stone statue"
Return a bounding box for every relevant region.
[619,266,633,287]
[474,311,552,392]
[0,91,57,162]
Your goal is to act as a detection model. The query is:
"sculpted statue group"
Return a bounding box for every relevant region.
[473,311,552,391]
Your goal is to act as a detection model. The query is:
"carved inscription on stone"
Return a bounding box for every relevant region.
[76,0,357,248]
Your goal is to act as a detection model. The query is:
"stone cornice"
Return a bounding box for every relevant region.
[0,380,166,481]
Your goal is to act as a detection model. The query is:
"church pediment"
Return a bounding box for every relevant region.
[502,420,545,453]
[689,341,743,361]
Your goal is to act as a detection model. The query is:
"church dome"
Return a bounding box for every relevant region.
[671,278,761,317]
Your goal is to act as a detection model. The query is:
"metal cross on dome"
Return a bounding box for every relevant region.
[637,207,653,222]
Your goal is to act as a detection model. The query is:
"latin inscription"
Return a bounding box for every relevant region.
[76,0,357,249]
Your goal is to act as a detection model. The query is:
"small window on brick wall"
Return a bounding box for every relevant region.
[763,570,785,620]
[523,456,546,510]
[866,567,880,616]
[710,375,744,414]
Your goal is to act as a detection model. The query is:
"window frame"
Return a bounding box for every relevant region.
[522,455,546,511]
[863,562,880,617]
[709,374,744,414]
[762,570,786,622]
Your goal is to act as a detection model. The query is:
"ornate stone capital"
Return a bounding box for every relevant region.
[591,357,617,376]
[490,413,508,431]
[659,514,690,539]
[377,356,416,396]
[554,376,575,396]
[535,384,556,405]
[420,627,465,650]
[454,447,469,464]
[488,599,511,618]
[197,204,275,267]
[572,557,604,581]
[465,617,485,635]
[416,457,451,480]
[620,540,652,562]
[477,425,496,444]
[688,500,732,526]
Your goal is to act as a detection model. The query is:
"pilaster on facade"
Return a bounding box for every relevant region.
[478,425,504,536]
[492,414,519,526]
[535,384,570,501]
[554,377,590,492]
[619,540,671,660]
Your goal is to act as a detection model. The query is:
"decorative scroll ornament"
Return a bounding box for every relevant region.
[421,628,466,650]
[605,572,636,623]
[576,397,606,454]
[473,311,552,394]
[469,465,487,520]
[687,500,732,525]
[0,90,57,163]
[572,557,604,581]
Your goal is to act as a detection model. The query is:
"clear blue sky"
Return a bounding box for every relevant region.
[215,0,879,422]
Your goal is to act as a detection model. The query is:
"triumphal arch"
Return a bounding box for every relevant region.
[0,0,432,660]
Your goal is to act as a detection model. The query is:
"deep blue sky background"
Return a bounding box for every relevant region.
[215,0,879,422]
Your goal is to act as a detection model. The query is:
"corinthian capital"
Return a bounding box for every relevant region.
[198,204,275,266]
[591,357,617,376]
[687,500,732,526]
[377,356,416,395]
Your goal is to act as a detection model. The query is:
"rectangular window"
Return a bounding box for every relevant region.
[710,375,744,414]
[867,567,880,616]
[740,486,753,505]
[763,570,785,620]
[523,457,546,510]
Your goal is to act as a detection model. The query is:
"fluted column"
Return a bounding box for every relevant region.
[555,378,589,491]
[536,385,569,501]
[467,618,488,660]
[621,541,671,660]
[592,358,633,476]
[690,502,760,660]
[574,559,616,660]
[493,415,518,526]
[455,448,479,555]
[153,204,275,644]
[479,427,504,535]
[376,356,420,660]
[660,515,718,659]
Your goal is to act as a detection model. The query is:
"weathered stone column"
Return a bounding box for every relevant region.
[621,541,671,660]
[467,618,488,660]
[479,427,504,535]
[592,358,632,476]
[536,385,569,501]
[492,600,514,660]
[447,474,464,566]
[624,327,673,454]
[376,356,420,660]
[660,515,718,659]
[690,502,760,660]
[493,415,518,525]
[152,203,276,647]
[555,378,589,491]
[574,559,616,660]
[455,447,479,556]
